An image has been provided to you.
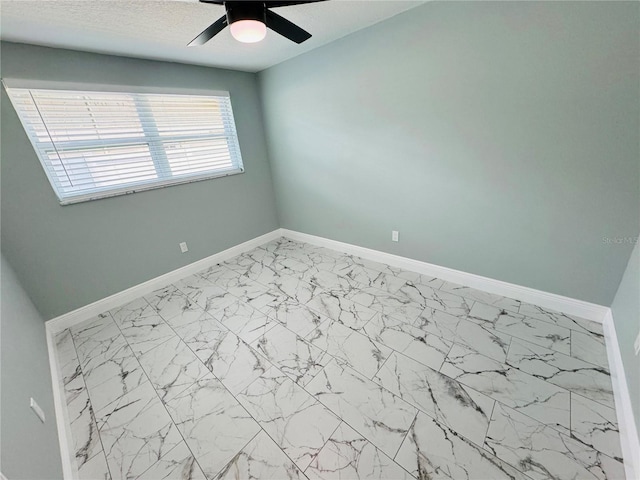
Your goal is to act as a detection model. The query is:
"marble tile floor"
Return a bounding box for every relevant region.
[53,237,625,480]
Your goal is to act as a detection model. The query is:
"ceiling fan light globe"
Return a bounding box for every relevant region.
[230,20,267,43]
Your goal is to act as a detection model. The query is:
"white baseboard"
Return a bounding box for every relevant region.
[45,324,75,480]
[603,310,640,480]
[46,227,608,333]
[45,229,282,334]
[280,229,609,323]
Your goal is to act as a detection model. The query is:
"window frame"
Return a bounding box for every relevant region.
[3,81,246,205]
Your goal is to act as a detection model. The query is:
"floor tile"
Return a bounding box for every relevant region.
[507,338,614,408]
[177,316,270,395]
[72,314,123,365]
[414,308,511,363]
[176,273,238,311]
[307,291,377,331]
[108,297,156,327]
[469,303,571,354]
[67,387,104,476]
[570,393,622,461]
[243,258,295,286]
[333,263,405,294]
[373,352,495,447]
[137,441,206,480]
[305,422,412,480]
[211,300,278,344]
[363,313,452,371]
[396,271,445,290]
[56,332,106,477]
[348,287,425,323]
[224,251,270,274]
[305,250,350,272]
[305,359,417,459]
[237,367,341,470]
[175,273,219,293]
[518,303,604,336]
[276,247,325,269]
[236,249,311,279]
[252,323,332,386]
[137,335,210,402]
[260,237,305,254]
[96,381,183,480]
[368,271,408,294]
[399,283,474,318]
[164,375,261,479]
[571,330,609,369]
[273,255,315,277]
[214,430,306,480]
[263,298,328,337]
[75,323,148,413]
[163,307,213,331]
[271,274,322,304]
[301,267,366,297]
[344,255,406,277]
[144,284,196,321]
[203,266,247,290]
[439,282,521,313]
[117,315,176,357]
[441,344,570,433]
[77,450,111,480]
[228,279,290,314]
[485,402,624,480]
[196,263,232,284]
[56,329,85,404]
[109,298,176,356]
[306,319,392,378]
[54,237,623,480]
[83,358,148,414]
[187,283,238,314]
[395,411,530,480]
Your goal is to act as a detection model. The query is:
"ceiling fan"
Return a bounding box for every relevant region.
[189,1,326,45]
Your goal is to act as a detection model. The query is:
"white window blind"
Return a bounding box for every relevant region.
[6,87,244,204]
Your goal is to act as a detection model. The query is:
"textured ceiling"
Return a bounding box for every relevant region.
[0,0,424,72]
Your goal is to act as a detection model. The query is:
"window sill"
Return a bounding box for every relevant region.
[58,167,244,205]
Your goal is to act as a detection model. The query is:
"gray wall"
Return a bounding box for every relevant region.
[611,241,640,434]
[259,1,640,305]
[1,42,279,319]
[1,254,63,479]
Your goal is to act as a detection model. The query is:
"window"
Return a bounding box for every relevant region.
[6,87,244,204]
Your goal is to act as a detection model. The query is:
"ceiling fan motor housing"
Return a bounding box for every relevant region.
[226,2,266,25]
[190,0,320,45]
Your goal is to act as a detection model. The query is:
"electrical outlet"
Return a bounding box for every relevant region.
[179,242,188,253]
[634,332,640,356]
[392,230,399,242]
[30,398,45,423]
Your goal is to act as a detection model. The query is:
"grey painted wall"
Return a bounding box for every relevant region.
[611,241,640,434]
[1,254,63,479]
[259,1,640,305]
[1,42,279,319]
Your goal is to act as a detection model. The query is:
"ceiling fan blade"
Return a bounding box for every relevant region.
[198,0,325,6]
[265,9,311,44]
[188,15,228,46]
[265,0,326,7]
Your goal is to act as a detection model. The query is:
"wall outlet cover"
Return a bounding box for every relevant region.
[30,397,45,423]
[179,242,189,253]
[392,231,399,242]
